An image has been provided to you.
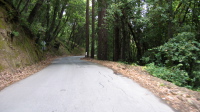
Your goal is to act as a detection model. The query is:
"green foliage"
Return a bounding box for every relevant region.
[30,23,45,36]
[143,32,200,88]
[145,63,189,87]
[12,31,19,36]
[143,32,200,64]
[176,25,195,33]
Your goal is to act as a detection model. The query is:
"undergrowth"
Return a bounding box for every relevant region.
[145,63,200,91]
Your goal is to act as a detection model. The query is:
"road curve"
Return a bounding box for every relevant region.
[0,56,176,112]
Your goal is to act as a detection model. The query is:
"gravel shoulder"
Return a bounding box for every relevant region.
[82,58,200,112]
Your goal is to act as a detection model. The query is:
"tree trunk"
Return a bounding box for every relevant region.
[91,0,95,58]
[128,22,143,61]
[167,0,173,39]
[67,21,77,46]
[20,0,30,13]
[52,4,66,40]
[85,0,90,57]
[27,0,45,25]
[97,0,108,60]
[121,16,127,61]
[45,0,60,43]
[46,0,50,29]
[113,17,120,61]
[16,0,23,10]
[181,1,191,25]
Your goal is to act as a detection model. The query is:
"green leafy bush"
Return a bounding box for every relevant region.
[142,32,200,89]
[145,63,189,87]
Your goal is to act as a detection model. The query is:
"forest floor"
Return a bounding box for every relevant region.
[82,58,200,112]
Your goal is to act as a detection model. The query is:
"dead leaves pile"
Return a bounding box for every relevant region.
[83,58,200,112]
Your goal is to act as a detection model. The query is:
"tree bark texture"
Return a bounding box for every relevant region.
[27,0,45,25]
[85,0,90,57]
[167,0,174,39]
[113,14,120,61]
[97,0,108,60]
[91,0,95,58]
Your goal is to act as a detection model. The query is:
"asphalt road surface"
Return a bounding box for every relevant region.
[0,56,176,112]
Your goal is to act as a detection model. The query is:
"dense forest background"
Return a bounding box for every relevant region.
[90,0,200,90]
[1,0,199,90]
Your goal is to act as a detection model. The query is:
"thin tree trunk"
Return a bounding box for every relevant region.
[54,16,69,38]
[121,16,127,60]
[127,22,142,61]
[167,0,173,39]
[67,21,77,46]
[181,1,191,25]
[45,0,59,43]
[20,0,30,13]
[16,0,23,10]
[91,0,95,58]
[85,0,90,57]
[113,15,120,61]
[52,5,66,39]
[46,0,50,29]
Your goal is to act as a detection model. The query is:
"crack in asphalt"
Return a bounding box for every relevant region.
[99,82,104,88]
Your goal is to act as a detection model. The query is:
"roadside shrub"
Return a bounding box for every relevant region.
[145,63,189,87]
[142,32,200,89]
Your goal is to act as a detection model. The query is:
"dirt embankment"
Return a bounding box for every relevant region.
[0,2,43,73]
[0,1,50,90]
[83,58,200,112]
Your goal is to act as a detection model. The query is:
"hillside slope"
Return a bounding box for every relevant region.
[0,1,41,72]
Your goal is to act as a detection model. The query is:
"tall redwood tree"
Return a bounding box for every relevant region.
[91,0,95,58]
[85,0,90,57]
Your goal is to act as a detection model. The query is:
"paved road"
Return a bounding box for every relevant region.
[0,56,176,112]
